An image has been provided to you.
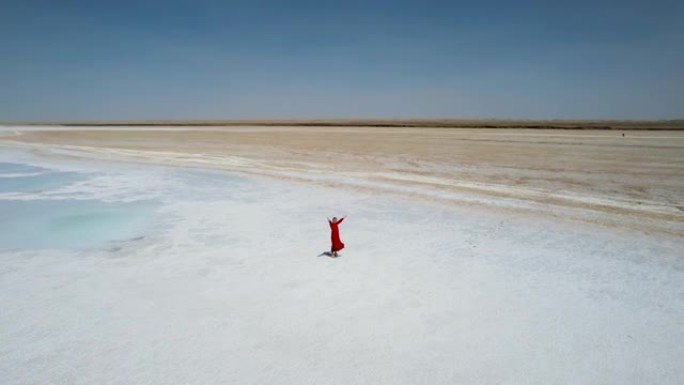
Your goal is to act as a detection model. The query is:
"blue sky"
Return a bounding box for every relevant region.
[1,0,682,120]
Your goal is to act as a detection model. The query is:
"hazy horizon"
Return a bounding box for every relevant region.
[2,0,683,121]
[3,117,684,125]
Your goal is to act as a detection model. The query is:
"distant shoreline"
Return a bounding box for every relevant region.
[4,126,683,235]
[2,119,684,130]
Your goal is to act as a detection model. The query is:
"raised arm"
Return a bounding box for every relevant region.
[337,216,346,224]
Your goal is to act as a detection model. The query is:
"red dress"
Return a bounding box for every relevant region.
[329,218,345,252]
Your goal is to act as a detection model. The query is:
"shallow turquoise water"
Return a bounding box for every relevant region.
[0,199,155,250]
[0,162,84,193]
[0,161,158,251]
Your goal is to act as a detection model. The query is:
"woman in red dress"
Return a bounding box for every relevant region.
[328,216,346,257]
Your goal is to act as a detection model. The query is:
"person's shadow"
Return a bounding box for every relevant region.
[317,251,334,257]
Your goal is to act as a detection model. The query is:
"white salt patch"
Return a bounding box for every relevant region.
[0,172,46,178]
[1,152,682,384]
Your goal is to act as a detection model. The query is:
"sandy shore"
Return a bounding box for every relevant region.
[2,126,683,235]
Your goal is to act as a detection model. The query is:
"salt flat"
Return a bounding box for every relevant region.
[2,126,683,234]
[0,126,683,384]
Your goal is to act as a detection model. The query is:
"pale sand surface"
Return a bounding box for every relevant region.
[2,126,683,235]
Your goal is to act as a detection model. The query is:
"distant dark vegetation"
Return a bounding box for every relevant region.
[7,119,684,130]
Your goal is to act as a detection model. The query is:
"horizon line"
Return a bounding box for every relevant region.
[2,118,684,130]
